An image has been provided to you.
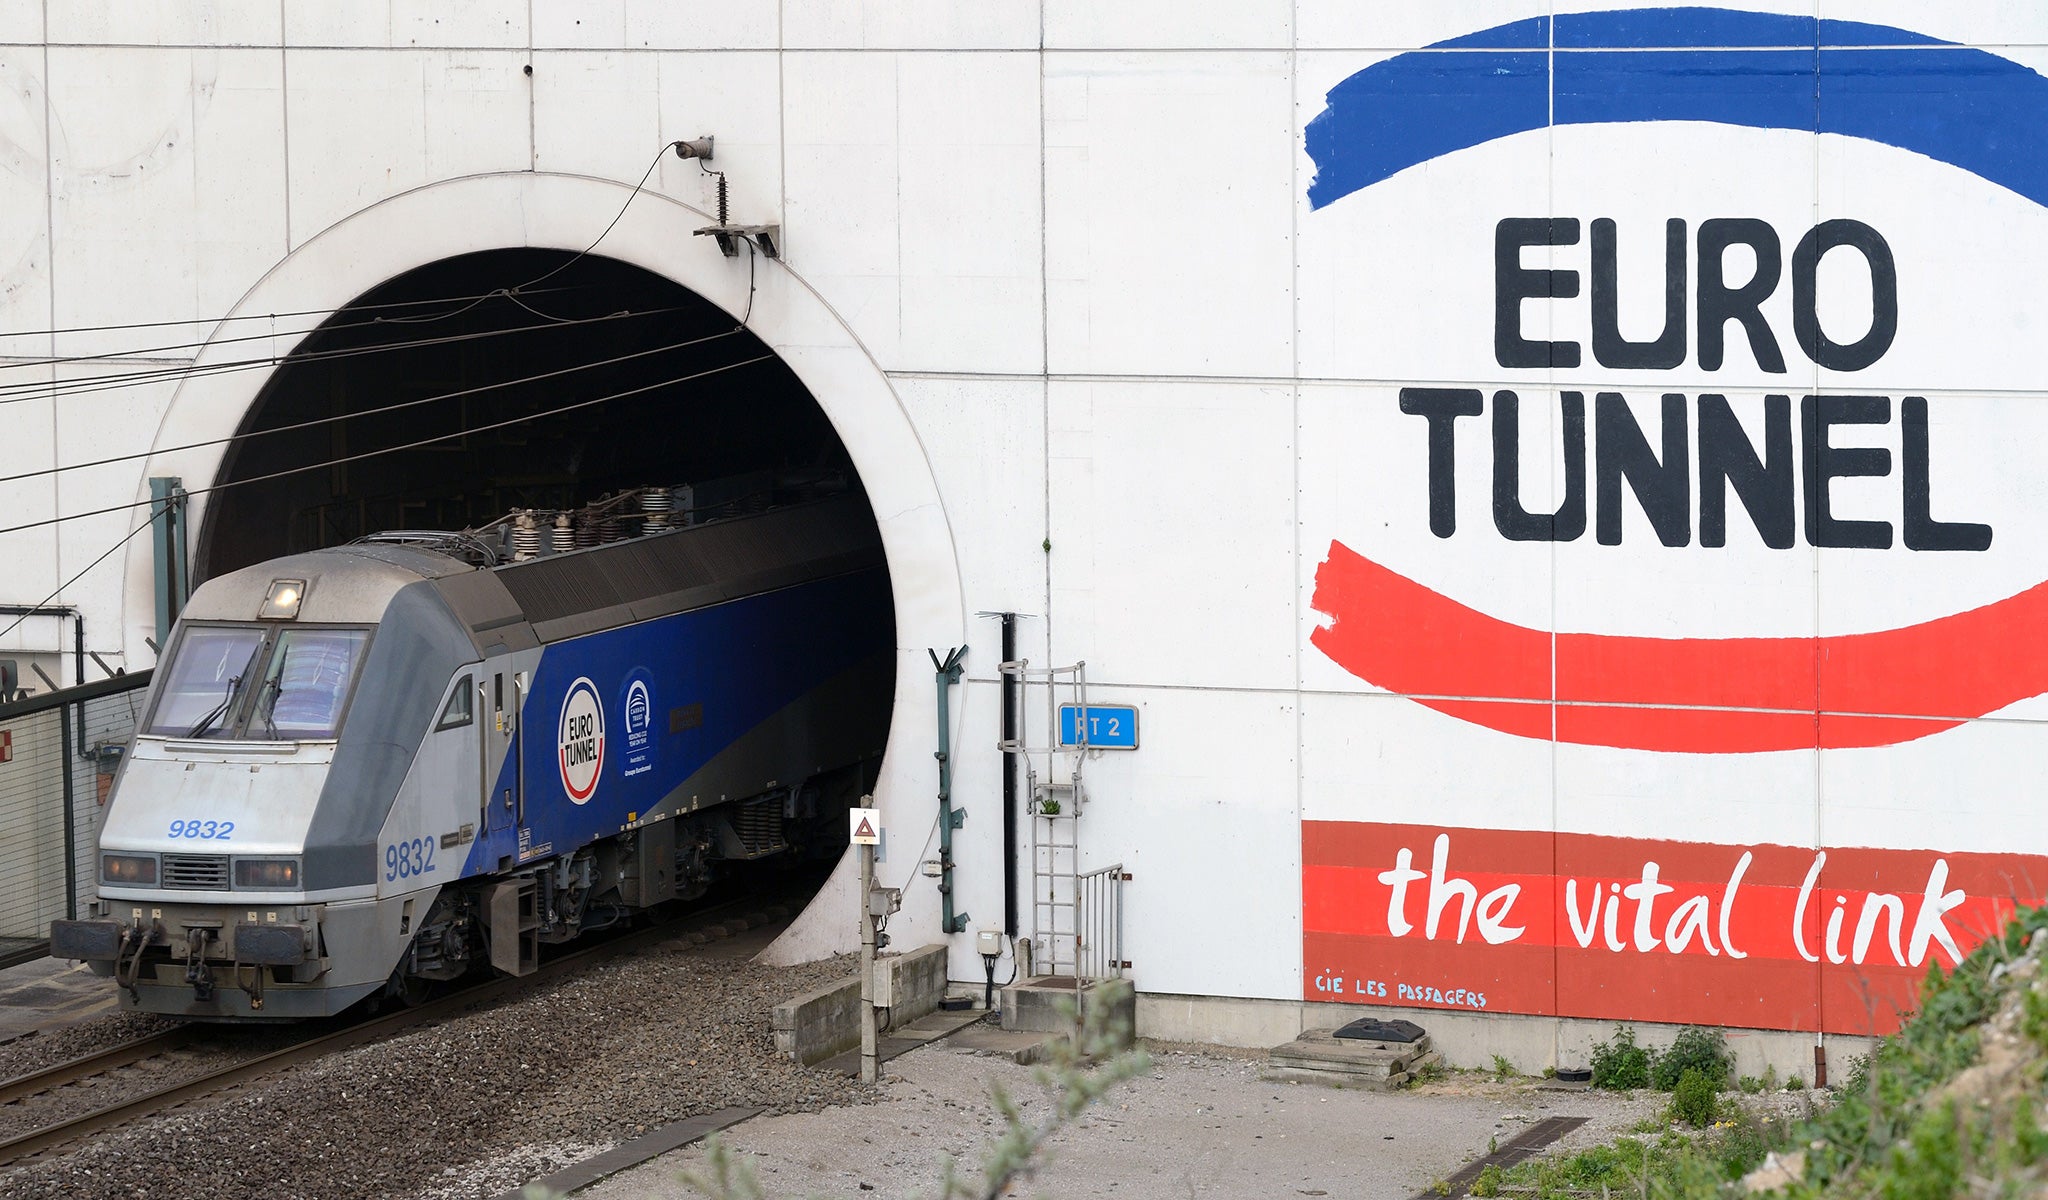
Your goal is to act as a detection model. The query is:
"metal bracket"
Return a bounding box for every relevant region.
[695,223,780,259]
[949,808,967,829]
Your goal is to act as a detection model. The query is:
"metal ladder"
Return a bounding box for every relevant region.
[999,659,1090,977]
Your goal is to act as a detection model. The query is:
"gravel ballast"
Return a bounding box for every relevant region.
[0,929,875,1200]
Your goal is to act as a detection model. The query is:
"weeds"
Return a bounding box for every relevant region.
[1667,1067,1719,1127]
[1590,1024,1652,1090]
[1490,1053,1516,1081]
[1652,1026,1732,1090]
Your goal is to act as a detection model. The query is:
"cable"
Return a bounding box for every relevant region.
[0,353,777,538]
[513,142,677,295]
[0,519,153,643]
[0,286,593,350]
[0,327,746,486]
[0,305,683,407]
[0,284,594,371]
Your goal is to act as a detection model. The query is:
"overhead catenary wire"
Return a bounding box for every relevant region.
[0,304,686,407]
[0,352,778,539]
[0,284,596,372]
[0,327,749,487]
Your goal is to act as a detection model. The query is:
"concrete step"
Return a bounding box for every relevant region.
[1262,1028,1438,1092]
[998,975,1135,1047]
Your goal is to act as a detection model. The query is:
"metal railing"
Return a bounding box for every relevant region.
[0,672,151,966]
[1075,862,1130,982]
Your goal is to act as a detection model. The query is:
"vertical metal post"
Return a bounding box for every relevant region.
[149,477,189,648]
[999,615,1018,938]
[858,840,878,1084]
[59,699,77,921]
[929,646,969,934]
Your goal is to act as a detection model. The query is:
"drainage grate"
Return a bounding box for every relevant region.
[1421,1115,1589,1199]
[161,854,230,889]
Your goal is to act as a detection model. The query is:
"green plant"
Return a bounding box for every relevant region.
[1738,1074,1764,1094]
[1590,1024,1651,1090]
[1491,1053,1516,1080]
[1761,1062,1778,1091]
[1668,1067,1719,1127]
[1786,1073,1805,1091]
[1651,1026,1731,1091]
[1470,1163,1506,1197]
[1038,799,1061,816]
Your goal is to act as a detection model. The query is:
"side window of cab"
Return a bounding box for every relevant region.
[435,676,474,731]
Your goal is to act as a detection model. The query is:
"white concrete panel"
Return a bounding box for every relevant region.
[1554,744,1818,848]
[1814,131,2048,397]
[0,50,51,361]
[531,51,661,179]
[1297,383,1558,695]
[285,50,530,243]
[651,52,782,229]
[895,53,1041,374]
[534,0,776,50]
[51,366,177,641]
[0,384,59,646]
[1809,390,2048,644]
[1294,53,1550,384]
[782,0,1038,50]
[782,52,901,365]
[1044,52,1294,378]
[1297,2,1546,50]
[1047,379,1296,691]
[1819,722,2048,859]
[47,47,287,359]
[891,376,1045,615]
[1044,0,1289,50]
[0,6,39,43]
[1300,690,1551,831]
[282,1,526,49]
[1819,3,2048,46]
[1064,687,1299,999]
[465,43,758,235]
[49,2,282,46]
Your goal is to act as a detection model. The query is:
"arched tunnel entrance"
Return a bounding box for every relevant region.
[194,248,895,920]
[199,249,863,575]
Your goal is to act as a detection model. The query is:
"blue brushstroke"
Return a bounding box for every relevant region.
[1305,7,2048,212]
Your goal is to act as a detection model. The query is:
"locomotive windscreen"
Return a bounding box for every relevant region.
[145,624,373,741]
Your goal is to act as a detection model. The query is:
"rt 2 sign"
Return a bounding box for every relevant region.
[1059,704,1139,749]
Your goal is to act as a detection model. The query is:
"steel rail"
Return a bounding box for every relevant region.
[0,1030,197,1108]
[0,895,795,1169]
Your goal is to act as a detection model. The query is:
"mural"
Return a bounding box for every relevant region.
[1299,7,2048,1035]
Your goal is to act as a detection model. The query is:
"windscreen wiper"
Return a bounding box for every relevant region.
[258,647,289,739]
[185,674,243,739]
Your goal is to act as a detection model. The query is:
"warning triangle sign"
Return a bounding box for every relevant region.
[853,816,876,840]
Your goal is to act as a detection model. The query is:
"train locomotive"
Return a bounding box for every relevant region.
[52,489,893,1019]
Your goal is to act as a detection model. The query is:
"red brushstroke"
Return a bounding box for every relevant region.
[1308,540,2048,752]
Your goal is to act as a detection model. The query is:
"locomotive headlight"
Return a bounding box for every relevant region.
[101,853,158,886]
[259,578,306,620]
[233,857,301,889]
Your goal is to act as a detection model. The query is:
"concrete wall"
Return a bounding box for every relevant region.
[770,943,948,1065]
[0,3,2041,1048]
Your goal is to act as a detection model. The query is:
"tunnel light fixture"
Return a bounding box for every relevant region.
[259,579,306,620]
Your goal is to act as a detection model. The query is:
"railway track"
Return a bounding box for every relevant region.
[0,895,794,1170]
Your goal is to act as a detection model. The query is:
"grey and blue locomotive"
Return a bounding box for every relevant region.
[53,492,892,1018]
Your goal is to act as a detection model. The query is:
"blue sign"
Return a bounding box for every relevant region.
[1059,704,1138,749]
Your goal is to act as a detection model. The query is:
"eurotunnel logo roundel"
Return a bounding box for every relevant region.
[557,677,605,805]
[1302,6,2048,756]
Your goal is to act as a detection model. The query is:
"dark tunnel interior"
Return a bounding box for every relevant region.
[198,249,865,580]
